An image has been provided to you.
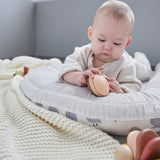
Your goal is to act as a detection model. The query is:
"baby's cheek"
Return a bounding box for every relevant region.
[91,42,102,54]
[112,50,123,59]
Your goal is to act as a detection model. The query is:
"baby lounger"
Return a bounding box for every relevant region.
[21,64,160,135]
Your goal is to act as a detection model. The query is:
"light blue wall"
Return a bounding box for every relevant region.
[35,0,160,66]
[0,0,35,59]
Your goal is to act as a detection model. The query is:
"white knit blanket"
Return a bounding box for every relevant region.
[0,56,119,160]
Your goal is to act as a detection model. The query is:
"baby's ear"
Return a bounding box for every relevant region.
[125,36,132,48]
[88,26,93,41]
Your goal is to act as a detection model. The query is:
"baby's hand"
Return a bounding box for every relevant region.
[108,78,125,93]
[62,71,86,86]
[75,67,104,86]
[85,66,104,77]
[63,67,104,87]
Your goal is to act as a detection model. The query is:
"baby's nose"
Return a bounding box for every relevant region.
[104,41,112,50]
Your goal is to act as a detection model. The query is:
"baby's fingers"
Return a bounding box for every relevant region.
[97,66,104,71]
[90,67,103,75]
[82,70,94,77]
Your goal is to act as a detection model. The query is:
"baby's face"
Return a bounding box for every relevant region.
[90,14,131,65]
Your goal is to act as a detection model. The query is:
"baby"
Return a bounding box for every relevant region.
[59,0,151,93]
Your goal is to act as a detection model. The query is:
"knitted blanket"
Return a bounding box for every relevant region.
[0,56,119,160]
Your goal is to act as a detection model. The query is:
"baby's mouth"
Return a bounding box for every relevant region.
[103,53,110,56]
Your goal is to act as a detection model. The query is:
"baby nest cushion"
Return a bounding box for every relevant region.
[21,64,160,135]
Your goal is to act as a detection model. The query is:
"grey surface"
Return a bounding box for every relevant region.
[111,135,127,144]
[0,0,35,59]
[35,0,160,66]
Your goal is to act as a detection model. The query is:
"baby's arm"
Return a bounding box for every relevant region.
[116,64,142,93]
[59,44,92,82]
[63,67,104,87]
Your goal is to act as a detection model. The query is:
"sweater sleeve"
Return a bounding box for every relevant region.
[58,44,91,81]
[117,62,142,92]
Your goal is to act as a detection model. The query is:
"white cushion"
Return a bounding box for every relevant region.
[21,64,160,135]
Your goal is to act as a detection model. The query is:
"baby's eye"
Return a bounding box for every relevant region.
[113,42,121,46]
[98,38,105,42]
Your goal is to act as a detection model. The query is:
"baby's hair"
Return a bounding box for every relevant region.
[93,0,135,33]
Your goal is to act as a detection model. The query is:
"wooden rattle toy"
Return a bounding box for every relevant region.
[115,129,160,160]
[87,74,109,96]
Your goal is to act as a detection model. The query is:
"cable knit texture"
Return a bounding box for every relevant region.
[0,56,119,160]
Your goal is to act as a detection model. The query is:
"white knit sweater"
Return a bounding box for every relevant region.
[59,43,152,92]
